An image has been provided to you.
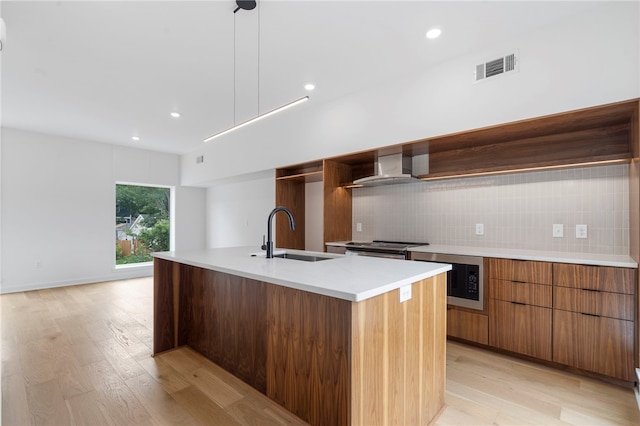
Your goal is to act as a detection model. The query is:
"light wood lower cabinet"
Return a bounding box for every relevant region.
[551,263,636,382]
[489,299,552,361]
[447,308,488,345]
[486,258,637,382]
[488,259,553,361]
[553,310,634,381]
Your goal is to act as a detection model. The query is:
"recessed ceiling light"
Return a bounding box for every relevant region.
[426,28,442,39]
[304,83,315,91]
[131,136,140,141]
[170,112,181,118]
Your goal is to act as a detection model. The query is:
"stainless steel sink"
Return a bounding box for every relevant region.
[273,253,334,262]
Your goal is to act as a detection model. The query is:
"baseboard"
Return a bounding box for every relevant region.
[0,266,153,294]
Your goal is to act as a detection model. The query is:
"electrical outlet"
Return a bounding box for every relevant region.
[576,224,588,239]
[553,224,564,238]
[399,284,412,303]
[356,223,362,232]
[475,223,484,236]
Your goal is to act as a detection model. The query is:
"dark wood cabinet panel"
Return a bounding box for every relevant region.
[178,265,268,393]
[489,299,552,361]
[490,278,552,308]
[553,263,636,294]
[552,263,636,382]
[447,308,488,345]
[275,179,305,250]
[322,159,352,244]
[488,258,552,285]
[275,159,352,250]
[554,287,634,321]
[426,123,631,177]
[553,310,634,381]
[153,258,178,354]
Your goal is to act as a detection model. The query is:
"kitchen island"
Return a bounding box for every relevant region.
[153,247,451,426]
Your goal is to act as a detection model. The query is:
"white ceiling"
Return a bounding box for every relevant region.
[1,1,606,155]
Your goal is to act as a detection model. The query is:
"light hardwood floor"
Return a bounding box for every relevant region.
[2,277,639,425]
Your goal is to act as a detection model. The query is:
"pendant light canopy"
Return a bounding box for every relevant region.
[234,1,256,13]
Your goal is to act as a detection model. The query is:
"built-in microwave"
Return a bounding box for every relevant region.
[412,252,484,311]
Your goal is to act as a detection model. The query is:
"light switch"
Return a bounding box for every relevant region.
[553,224,564,238]
[576,224,588,239]
[356,223,362,232]
[475,224,484,236]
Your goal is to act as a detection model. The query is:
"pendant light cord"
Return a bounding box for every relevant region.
[233,11,237,126]
[257,2,260,115]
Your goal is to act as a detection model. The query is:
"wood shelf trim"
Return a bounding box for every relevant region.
[275,170,323,183]
[419,156,631,181]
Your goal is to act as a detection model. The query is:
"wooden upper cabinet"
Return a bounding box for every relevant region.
[275,159,353,251]
[275,179,306,250]
[553,264,636,294]
[488,258,552,285]
[286,99,640,186]
[322,160,352,244]
[423,99,638,179]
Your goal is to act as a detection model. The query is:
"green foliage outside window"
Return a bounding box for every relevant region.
[116,184,170,265]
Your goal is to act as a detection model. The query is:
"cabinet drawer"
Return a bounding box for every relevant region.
[489,299,552,361]
[553,287,634,320]
[446,308,488,345]
[553,310,634,381]
[553,263,636,294]
[490,279,552,308]
[488,258,552,285]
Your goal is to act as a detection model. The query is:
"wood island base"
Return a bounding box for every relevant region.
[153,258,447,426]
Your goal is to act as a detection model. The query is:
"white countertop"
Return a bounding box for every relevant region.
[152,246,451,302]
[325,241,637,268]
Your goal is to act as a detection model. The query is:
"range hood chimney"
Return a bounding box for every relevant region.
[352,149,428,186]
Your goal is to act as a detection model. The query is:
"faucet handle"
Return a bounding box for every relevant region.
[261,235,267,251]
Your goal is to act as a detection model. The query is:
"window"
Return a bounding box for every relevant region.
[115,184,170,265]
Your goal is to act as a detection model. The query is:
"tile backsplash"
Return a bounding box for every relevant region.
[352,164,630,255]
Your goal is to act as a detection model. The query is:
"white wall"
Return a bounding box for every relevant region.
[0,128,205,293]
[205,170,275,248]
[181,2,639,186]
[174,186,206,251]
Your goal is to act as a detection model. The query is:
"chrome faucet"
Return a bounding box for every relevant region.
[266,206,295,258]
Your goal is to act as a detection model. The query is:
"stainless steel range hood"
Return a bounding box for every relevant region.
[352,150,428,186]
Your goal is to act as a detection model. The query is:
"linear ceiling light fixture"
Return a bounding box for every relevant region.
[204,0,309,143]
[204,96,308,142]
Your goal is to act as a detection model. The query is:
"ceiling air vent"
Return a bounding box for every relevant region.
[474,51,518,83]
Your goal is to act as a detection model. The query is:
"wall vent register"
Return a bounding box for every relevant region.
[475,50,519,82]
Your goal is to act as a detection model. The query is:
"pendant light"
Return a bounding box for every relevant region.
[204,0,309,143]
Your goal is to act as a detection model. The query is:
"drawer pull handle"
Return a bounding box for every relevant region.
[512,280,527,284]
[581,288,601,293]
[511,301,527,306]
[581,312,600,318]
